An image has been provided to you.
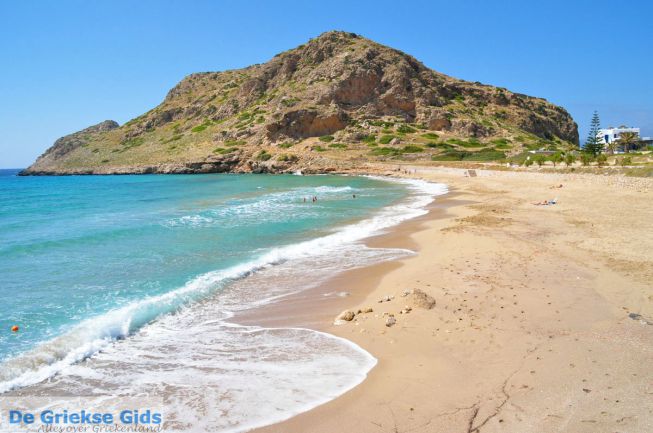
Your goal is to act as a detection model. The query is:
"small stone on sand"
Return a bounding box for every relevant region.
[334,310,355,324]
[409,289,436,309]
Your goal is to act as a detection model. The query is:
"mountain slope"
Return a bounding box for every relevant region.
[22,31,578,175]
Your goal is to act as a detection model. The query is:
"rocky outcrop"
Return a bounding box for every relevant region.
[41,120,118,159]
[427,117,452,131]
[22,31,579,175]
[334,310,356,325]
[266,110,349,141]
[408,289,436,309]
[22,154,245,176]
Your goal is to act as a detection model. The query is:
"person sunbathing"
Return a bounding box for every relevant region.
[533,198,557,206]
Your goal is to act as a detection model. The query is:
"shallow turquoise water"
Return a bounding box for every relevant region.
[0,169,449,431]
[0,170,407,363]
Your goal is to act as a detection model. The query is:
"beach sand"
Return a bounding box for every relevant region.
[246,166,653,433]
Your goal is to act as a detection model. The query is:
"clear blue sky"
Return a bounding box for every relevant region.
[1,0,651,168]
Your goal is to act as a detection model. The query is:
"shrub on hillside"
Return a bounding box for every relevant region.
[402,145,424,153]
[257,151,272,161]
[490,138,510,146]
[431,150,471,161]
[121,137,145,149]
[379,135,395,144]
[370,147,401,156]
[191,125,208,133]
[277,154,298,162]
[464,149,506,161]
[448,138,483,148]
[397,124,417,134]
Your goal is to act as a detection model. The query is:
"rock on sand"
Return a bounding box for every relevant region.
[334,310,356,325]
[409,289,436,309]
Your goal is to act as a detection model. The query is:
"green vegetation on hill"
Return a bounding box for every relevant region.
[432,148,506,162]
[22,31,579,174]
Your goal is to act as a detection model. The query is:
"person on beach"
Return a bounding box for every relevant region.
[533,198,557,206]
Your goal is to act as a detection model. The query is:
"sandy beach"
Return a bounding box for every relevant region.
[247,166,653,433]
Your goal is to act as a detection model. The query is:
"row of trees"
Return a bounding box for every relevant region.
[523,153,575,167]
[584,111,640,156]
[523,151,631,168]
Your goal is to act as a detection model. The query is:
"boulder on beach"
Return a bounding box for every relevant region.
[334,310,356,324]
[409,289,436,309]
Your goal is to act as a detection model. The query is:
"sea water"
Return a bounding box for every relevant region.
[0,169,447,432]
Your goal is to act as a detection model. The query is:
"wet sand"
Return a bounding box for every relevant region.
[244,166,653,433]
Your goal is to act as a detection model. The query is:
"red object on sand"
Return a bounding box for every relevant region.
[11,325,19,332]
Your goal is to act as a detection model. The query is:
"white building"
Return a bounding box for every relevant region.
[598,126,640,145]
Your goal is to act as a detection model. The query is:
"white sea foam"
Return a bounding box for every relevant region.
[164,185,359,228]
[0,176,447,432]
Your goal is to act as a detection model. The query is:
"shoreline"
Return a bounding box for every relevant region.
[233,188,454,331]
[2,168,651,432]
[246,166,653,433]
[226,178,457,431]
[0,172,446,432]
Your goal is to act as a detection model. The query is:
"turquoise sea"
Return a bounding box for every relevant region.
[0,169,446,432]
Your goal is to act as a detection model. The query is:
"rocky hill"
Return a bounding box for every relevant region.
[22,31,578,175]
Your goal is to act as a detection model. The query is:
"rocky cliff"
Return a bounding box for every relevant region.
[22,31,578,175]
